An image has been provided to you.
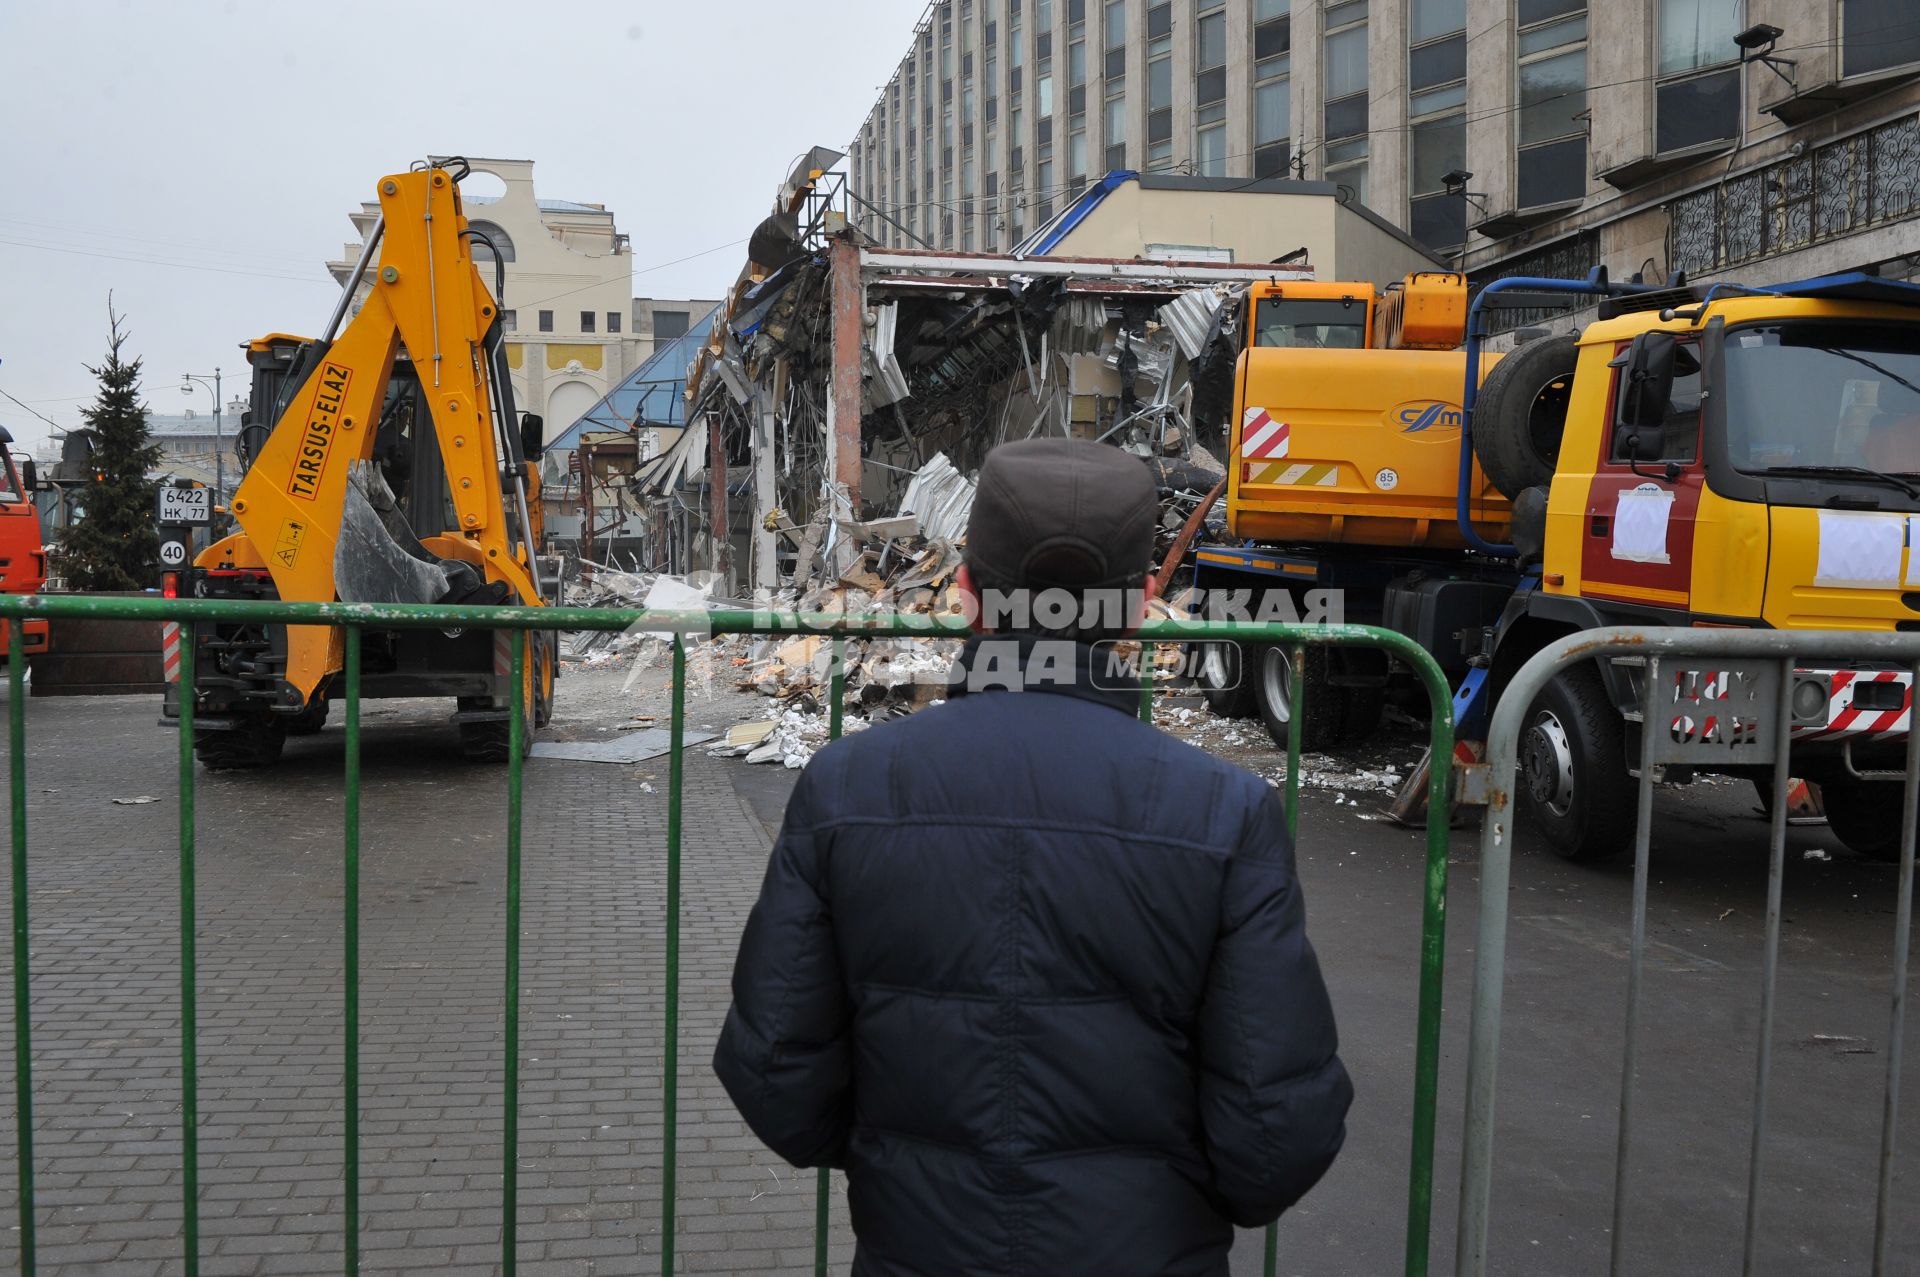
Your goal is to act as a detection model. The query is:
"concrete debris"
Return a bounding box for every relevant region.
[709,706,872,768]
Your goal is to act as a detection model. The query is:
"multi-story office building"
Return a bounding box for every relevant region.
[847,1,1920,295]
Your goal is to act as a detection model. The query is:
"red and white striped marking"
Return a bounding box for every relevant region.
[162,622,181,684]
[1794,669,1911,741]
[493,631,513,678]
[1240,407,1290,460]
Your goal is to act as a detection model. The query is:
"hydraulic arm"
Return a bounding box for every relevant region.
[214,160,542,705]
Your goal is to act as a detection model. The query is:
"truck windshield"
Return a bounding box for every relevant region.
[0,456,22,503]
[1723,324,1920,476]
[1252,297,1368,349]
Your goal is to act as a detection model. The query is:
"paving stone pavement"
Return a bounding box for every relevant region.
[0,692,854,1276]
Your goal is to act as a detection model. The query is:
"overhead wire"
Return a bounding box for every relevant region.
[0,387,68,431]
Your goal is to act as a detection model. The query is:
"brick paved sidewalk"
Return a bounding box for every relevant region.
[0,694,851,1275]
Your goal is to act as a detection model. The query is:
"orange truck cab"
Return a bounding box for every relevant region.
[1195,273,1521,794]
[0,426,49,662]
[1193,268,1920,863]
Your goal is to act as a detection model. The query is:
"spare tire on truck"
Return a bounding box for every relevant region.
[1472,333,1579,498]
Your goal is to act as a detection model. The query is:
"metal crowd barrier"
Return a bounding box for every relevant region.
[0,594,1456,1277]
[1455,628,1919,1277]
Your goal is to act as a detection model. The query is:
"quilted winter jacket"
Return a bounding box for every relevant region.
[714,635,1352,1276]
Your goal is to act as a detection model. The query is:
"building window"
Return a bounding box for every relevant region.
[1326,137,1369,206]
[1104,90,1127,171]
[1253,4,1290,177]
[1143,2,1173,169]
[1409,3,1464,92]
[580,311,596,334]
[1069,39,1087,118]
[1196,10,1227,109]
[1843,0,1920,78]
[1104,0,1126,77]
[1409,116,1467,249]
[1196,114,1227,175]
[467,220,516,263]
[1324,3,1369,143]
[606,311,621,334]
[538,310,554,333]
[1656,0,1742,154]
[1407,0,1467,249]
[501,310,517,333]
[1517,5,1586,208]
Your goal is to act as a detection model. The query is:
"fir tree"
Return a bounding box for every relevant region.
[54,300,163,591]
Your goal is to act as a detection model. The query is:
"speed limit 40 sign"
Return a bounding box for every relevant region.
[159,538,189,567]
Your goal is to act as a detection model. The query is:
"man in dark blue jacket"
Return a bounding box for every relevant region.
[714,437,1351,1275]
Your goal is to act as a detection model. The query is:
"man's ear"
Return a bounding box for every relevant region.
[955,563,988,634]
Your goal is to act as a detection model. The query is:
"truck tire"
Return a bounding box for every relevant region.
[1816,776,1908,862]
[1196,641,1257,718]
[194,713,288,769]
[1473,334,1579,498]
[285,698,330,736]
[1254,643,1345,754]
[1517,663,1636,861]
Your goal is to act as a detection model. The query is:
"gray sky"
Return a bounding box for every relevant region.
[0,0,915,451]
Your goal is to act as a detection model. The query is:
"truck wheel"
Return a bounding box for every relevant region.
[1517,663,1635,861]
[1196,641,1257,718]
[1816,776,1908,862]
[1472,334,1579,498]
[1254,644,1345,754]
[285,698,330,736]
[194,713,288,769]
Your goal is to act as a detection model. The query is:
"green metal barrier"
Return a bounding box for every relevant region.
[0,594,1455,1277]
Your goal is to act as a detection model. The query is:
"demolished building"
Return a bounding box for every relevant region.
[670,157,1331,599]
[589,152,1442,601]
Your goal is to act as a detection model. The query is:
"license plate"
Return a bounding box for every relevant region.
[157,486,211,525]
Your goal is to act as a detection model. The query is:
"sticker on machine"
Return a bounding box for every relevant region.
[274,519,307,569]
[1815,510,1904,587]
[1611,483,1674,564]
[1246,461,1338,487]
[1240,407,1290,459]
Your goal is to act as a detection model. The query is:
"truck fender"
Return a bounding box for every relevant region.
[1491,592,1640,718]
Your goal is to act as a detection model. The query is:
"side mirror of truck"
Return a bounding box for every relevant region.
[519,413,545,460]
[1615,331,1677,431]
[19,459,36,491]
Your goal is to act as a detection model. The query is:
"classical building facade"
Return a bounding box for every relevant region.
[845,0,1920,298]
[326,158,717,443]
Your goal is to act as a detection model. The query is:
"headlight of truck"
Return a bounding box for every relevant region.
[1790,673,1831,725]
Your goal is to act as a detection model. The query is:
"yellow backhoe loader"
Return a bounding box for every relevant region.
[162,159,556,765]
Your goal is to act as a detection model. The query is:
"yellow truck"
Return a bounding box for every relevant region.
[1193,269,1919,862]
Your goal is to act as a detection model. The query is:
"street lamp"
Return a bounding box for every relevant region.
[180,368,223,512]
